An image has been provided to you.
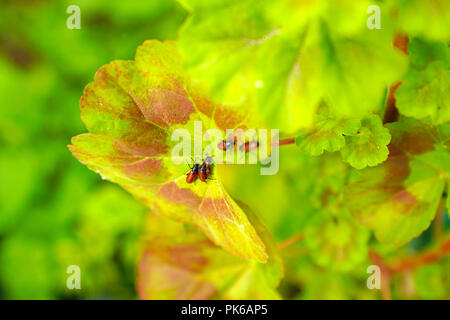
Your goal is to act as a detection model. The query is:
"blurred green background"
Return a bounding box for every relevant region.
[0,0,187,299]
[1,0,449,300]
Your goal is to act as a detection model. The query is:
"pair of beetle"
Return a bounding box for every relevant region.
[186,139,260,184]
[186,156,214,184]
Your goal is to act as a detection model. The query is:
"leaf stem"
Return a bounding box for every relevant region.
[277,232,304,250]
[388,237,450,273]
[382,33,409,124]
[369,236,450,299]
[272,137,296,147]
[369,250,392,300]
[372,237,450,274]
[382,82,402,124]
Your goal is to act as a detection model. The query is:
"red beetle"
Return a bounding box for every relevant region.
[186,162,200,184]
[199,156,214,182]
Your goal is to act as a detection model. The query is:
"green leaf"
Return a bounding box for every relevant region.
[447,184,450,217]
[344,118,448,245]
[340,114,391,169]
[296,106,361,156]
[305,213,369,272]
[395,39,450,125]
[70,40,268,263]
[299,22,405,124]
[137,211,283,299]
[393,0,450,42]
[178,0,406,133]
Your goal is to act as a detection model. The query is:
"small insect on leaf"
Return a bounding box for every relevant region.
[69,40,269,262]
[186,162,200,184]
[199,156,214,183]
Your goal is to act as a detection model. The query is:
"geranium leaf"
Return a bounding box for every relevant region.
[395,39,450,125]
[295,106,361,156]
[305,212,369,271]
[69,40,268,262]
[340,114,391,169]
[344,118,449,245]
[137,210,283,299]
[178,0,406,133]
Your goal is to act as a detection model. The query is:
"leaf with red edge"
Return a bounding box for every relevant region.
[344,117,449,245]
[69,40,268,262]
[137,211,283,300]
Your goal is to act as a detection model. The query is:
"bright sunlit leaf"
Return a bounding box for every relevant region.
[340,115,391,170]
[178,0,406,133]
[69,40,268,262]
[295,106,361,156]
